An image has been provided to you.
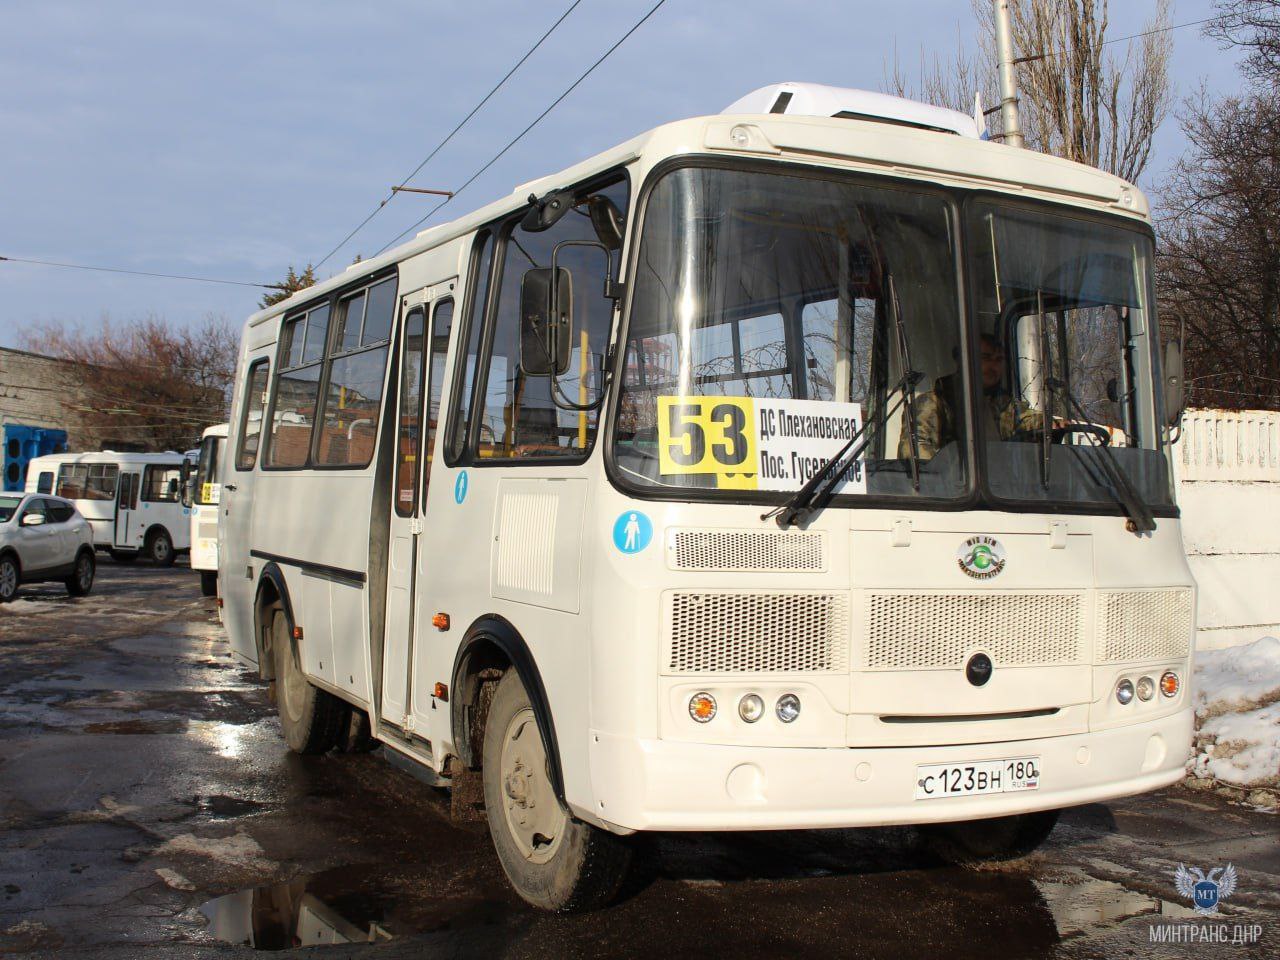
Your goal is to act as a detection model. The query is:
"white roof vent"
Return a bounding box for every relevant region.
[722,82,981,139]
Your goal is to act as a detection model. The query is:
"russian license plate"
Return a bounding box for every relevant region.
[914,757,1040,800]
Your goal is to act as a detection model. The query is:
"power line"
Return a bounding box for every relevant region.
[373,0,671,258]
[0,255,285,291]
[313,0,587,271]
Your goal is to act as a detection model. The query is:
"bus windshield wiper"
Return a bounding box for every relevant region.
[763,367,922,529]
[1046,377,1156,533]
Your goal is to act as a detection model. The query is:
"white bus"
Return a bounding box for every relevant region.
[184,424,228,596]
[27,451,192,565]
[222,84,1194,911]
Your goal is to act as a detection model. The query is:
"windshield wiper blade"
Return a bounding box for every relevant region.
[1046,377,1156,533]
[888,274,923,492]
[763,368,922,529]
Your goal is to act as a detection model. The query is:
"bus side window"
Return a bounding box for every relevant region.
[447,232,493,464]
[472,176,629,461]
[37,471,53,494]
[394,305,427,516]
[236,359,271,470]
[423,297,454,498]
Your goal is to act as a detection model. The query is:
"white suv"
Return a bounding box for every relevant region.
[0,493,96,602]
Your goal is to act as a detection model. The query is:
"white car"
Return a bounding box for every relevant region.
[0,493,96,602]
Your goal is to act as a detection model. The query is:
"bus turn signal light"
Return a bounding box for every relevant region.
[689,693,716,723]
[1160,672,1180,698]
[292,626,304,640]
[433,682,448,702]
[432,613,450,631]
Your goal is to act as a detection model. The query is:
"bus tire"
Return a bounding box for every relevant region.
[110,550,137,564]
[271,610,346,755]
[199,571,218,597]
[146,528,175,566]
[64,549,95,597]
[481,670,631,912]
[921,809,1060,865]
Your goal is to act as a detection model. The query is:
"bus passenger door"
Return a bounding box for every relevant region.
[113,471,139,549]
[383,281,456,733]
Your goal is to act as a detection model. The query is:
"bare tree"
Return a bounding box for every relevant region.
[23,316,240,451]
[884,0,1172,182]
[1208,0,1280,86]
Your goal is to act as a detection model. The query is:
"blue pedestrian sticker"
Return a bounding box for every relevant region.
[454,470,469,505]
[612,511,652,554]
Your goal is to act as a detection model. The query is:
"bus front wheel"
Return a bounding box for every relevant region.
[921,809,1060,865]
[481,670,631,912]
[270,610,346,755]
[146,528,175,567]
[199,571,217,597]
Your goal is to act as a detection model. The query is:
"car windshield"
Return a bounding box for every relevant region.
[0,496,21,523]
[965,202,1173,507]
[613,164,967,501]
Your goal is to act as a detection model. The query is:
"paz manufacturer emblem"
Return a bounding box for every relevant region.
[957,536,1006,580]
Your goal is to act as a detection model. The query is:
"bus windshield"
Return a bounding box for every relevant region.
[195,436,221,505]
[614,164,967,501]
[966,201,1173,508]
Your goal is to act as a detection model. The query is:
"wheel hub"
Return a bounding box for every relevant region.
[499,708,566,864]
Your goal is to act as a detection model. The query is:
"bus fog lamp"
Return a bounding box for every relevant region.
[689,693,717,723]
[1160,672,1180,698]
[1116,678,1135,705]
[738,694,764,723]
[775,694,801,723]
[1136,676,1155,701]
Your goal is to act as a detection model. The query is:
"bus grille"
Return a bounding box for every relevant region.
[666,591,849,673]
[1096,589,1193,663]
[863,591,1085,670]
[668,529,825,572]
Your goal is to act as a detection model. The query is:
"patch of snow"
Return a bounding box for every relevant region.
[159,832,269,870]
[1192,637,1280,789]
[155,867,196,891]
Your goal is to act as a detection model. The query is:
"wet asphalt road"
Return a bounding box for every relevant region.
[1,562,1278,959]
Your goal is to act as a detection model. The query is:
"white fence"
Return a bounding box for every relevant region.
[1176,408,1280,650]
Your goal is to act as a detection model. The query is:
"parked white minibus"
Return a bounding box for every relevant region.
[183,424,228,596]
[221,84,1194,911]
[27,451,192,565]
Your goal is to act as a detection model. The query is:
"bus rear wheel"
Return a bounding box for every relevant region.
[481,670,631,912]
[146,528,175,566]
[270,610,346,755]
[921,809,1060,865]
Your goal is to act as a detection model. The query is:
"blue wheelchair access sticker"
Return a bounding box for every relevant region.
[612,511,652,554]
[454,470,469,504]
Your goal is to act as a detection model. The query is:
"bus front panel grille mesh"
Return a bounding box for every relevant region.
[864,592,1084,670]
[1097,589,1193,663]
[666,591,849,673]
[669,529,825,572]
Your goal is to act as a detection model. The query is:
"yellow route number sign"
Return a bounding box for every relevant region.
[656,395,866,493]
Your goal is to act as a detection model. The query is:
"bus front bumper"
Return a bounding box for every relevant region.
[586,708,1192,833]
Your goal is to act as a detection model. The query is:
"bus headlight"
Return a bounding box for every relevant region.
[1136,676,1155,701]
[689,693,717,723]
[775,693,801,723]
[1115,678,1135,705]
[1160,672,1180,698]
[738,694,764,723]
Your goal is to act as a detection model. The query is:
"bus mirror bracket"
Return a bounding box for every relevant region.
[1163,339,1185,427]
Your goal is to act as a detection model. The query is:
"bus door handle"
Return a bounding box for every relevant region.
[224,484,237,492]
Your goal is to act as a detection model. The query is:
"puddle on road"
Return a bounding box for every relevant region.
[199,864,514,950]
[1035,875,1200,937]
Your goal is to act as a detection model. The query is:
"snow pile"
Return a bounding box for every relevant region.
[1191,636,1280,790]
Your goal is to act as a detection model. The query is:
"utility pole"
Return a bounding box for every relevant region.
[993,0,1024,147]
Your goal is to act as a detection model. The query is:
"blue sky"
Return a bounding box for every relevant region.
[0,1,1240,348]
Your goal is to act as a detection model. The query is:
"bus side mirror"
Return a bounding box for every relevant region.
[1163,340,1185,426]
[520,266,573,377]
[179,462,194,507]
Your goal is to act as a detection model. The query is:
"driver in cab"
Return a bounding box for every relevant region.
[900,334,1044,460]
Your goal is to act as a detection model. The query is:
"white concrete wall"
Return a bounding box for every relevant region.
[1175,408,1280,650]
